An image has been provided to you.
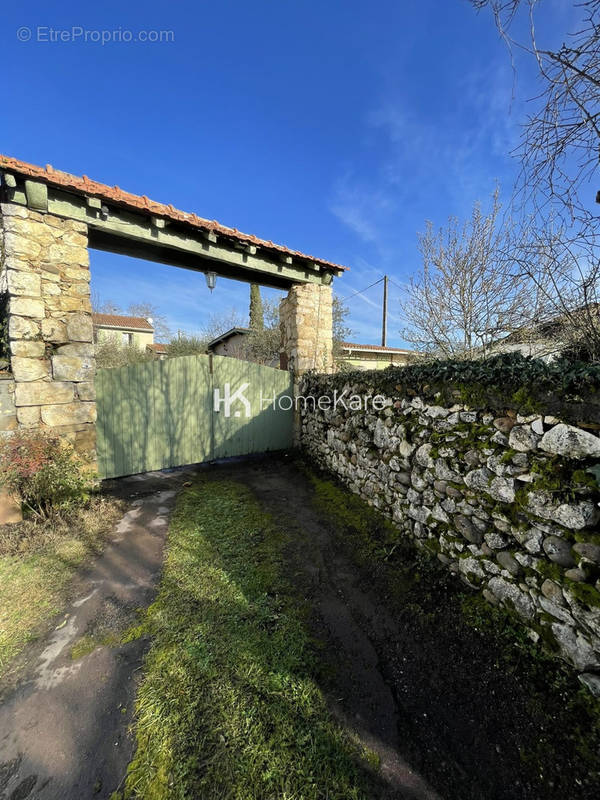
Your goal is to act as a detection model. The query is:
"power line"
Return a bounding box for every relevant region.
[338,277,385,303]
[387,276,407,294]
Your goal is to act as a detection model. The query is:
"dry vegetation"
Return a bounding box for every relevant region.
[0,496,124,680]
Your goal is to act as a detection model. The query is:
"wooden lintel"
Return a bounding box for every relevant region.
[15,185,337,288]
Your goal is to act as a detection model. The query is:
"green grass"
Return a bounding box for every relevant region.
[0,497,124,677]
[121,477,379,800]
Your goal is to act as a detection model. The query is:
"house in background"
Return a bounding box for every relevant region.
[146,342,168,359]
[338,341,417,371]
[92,313,155,349]
[206,327,252,358]
[206,327,281,368]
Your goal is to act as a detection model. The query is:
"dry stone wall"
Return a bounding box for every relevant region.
[300,373,600,693]
[0,203,96,459]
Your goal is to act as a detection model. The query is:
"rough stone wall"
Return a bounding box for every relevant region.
[280,284,333,375]
[300,378,600,689]
[0,375,16,433]
[0,203,96,459]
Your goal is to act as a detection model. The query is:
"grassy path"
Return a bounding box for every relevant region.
[120,459,600,800]
[121,476,383,800]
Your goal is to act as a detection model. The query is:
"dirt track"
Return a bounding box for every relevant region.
[1,455,598,800]
[229,455,600,800]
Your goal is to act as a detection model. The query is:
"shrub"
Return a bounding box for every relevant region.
[0,431,95,518]
[95,339,154,369]
[165,334,207,357]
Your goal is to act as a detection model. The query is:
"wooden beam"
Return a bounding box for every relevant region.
[43,188,336,287]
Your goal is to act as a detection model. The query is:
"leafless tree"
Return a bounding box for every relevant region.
[469,0,600,359]
[127,302,172,343]
[400,190,535,359]
[472,0,600,223]
[510,218,600,359]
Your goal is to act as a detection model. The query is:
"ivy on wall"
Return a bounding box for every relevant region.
[304,353,600,421]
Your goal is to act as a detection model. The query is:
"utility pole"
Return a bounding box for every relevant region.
[381,274,388,347]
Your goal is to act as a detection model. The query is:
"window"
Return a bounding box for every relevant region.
[122,332,133,346]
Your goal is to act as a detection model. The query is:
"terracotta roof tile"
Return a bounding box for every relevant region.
[92,313,153,331]
[147,343,168,353]
[0,155,347,272]
[341,341,414,354]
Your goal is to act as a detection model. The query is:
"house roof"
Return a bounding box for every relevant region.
[207,327,251,350]
[92,313,154,331]
[341,341,414,355]
[0,154,348,273]
[146,342,168,354]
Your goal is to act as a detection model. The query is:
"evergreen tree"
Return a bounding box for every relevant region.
[249,283,264,332]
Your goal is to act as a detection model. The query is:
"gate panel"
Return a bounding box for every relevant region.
[212,356,293,459]
[96,354,293,479]
[96,354,212,479]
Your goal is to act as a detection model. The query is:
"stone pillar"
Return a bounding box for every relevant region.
[0,203,96,461]
[280,283,333,445]
[280,283,333,377]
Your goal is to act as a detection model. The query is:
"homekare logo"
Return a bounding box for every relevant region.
[214,383,387,418]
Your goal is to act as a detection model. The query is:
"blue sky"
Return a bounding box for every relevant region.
[2,0,574,345]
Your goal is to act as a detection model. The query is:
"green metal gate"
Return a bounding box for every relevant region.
[95,354,294,479]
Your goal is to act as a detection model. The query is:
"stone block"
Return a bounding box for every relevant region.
[10,340,45,358]
[60,230,87,247]
[52,355,94,382]
[6,269,41,297]
[66,313,93,342]
[16,405,40,427]
[46,243,89,266]
[41,401,96,427]
[63,267,91,282]
[540,423,600,460]
[9,315,40,340]
[41,318,68,343]
[2,231,42,260]
[76,382,96,401]
[11,357,50,382]
[42,281,61,296]
[15,381,74,407]
[10,297,45,319]
[508,425,538,452]
[55,343,94,357]
[58,296,87,312]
